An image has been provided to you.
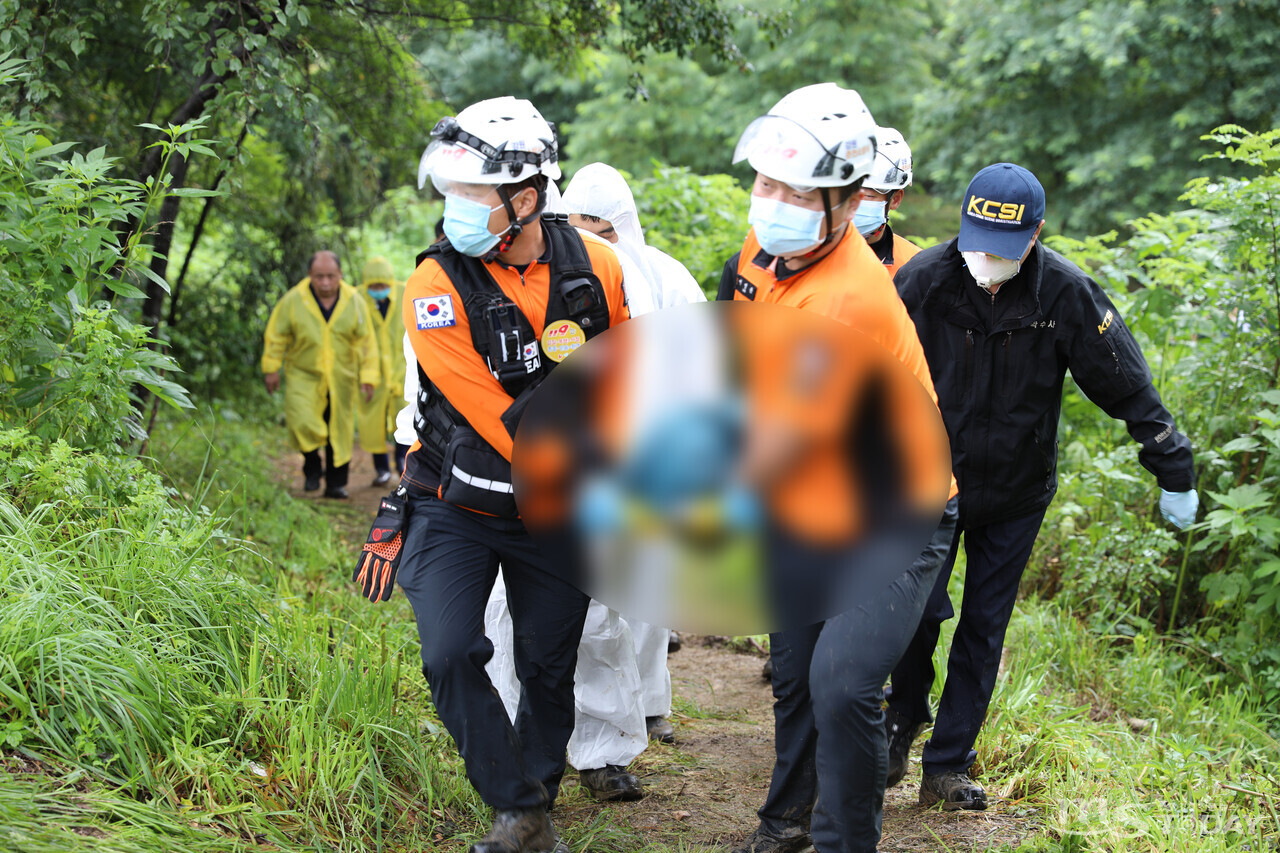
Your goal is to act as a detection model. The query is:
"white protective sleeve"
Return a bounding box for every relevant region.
[394,332,418,446]
[647,245,707,309]
[629,618,674,718]
[484,576,648,770]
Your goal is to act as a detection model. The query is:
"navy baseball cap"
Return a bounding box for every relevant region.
[957,163,1045,260]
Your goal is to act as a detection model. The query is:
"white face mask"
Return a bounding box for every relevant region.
[961,251,1021,291]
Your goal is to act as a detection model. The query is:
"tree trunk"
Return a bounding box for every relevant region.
[141,153,190,338]
[108,6,274,302]
[167,113,256,329]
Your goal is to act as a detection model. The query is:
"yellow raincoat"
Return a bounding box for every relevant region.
[262,277,379,467]
[355,257,408,453]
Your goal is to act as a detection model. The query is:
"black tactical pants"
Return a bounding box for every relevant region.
[760,498,958,853]
[396,494,589,810]
[888,507,1046,774]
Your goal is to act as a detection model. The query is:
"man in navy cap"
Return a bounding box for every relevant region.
[887,163,1199,810]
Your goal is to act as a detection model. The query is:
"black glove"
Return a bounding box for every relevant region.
[353,488,408,602]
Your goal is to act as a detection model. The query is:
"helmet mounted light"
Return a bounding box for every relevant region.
[428,115,558,179]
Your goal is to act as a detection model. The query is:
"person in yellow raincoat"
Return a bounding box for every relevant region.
[262,250,378,498]
[355,256,409,486]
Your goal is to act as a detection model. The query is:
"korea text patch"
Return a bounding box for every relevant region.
[414,295,456,329]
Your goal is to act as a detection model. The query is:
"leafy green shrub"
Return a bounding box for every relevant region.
[0,54,194,453]
[1031,126,1280,703]
[631,163,751,295]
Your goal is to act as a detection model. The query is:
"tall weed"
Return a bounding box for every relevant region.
[1031,126,1280,703]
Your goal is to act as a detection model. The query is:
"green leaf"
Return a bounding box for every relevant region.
[1206,484,1271,513]
[1219,436,1260,454]
[133,264,171,294]
[102,277,147,299]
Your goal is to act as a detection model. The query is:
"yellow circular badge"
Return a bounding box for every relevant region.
[540,319,587,363]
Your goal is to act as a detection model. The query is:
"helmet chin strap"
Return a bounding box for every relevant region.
[484,185,543,261]
[792,189,845,260]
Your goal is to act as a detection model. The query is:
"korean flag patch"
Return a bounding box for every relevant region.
[414,295,456,329]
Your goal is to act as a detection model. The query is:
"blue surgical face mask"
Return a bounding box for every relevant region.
[367,286,391,301]
[854,200,887,237]
[443,193,506,257]
[748,195,825,257]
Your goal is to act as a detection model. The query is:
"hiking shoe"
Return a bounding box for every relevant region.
[919,770,988,811]
[646,715,675,744]
[579,765,643,802]
[762,656,773,682]
[729,823,813,853]
[304,473,322,492]
[668,630,683,654]
[323,486,349,499]
[372,469,392,486]
[469,807,560,853]
[884,707,928,788]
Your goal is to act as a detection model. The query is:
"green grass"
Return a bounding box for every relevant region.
[1,411,1277,852]
[927,551,1280,852]
[974,600,1280,851]
[0,413,485,851]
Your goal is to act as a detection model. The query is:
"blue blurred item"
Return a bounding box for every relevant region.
[621,403,741,512]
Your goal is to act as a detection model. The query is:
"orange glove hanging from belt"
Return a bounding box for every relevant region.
[354,488,408,602]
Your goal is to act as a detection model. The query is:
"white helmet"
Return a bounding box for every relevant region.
[418,96,562,196]
[733,83,878,191]
[863,126,913,194]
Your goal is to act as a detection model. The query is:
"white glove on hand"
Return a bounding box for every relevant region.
[1159,489,1199,530]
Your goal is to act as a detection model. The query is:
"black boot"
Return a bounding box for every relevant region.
[469,807,562,853]
[884,707,928,788]
[919,770,988,811]
[729,821,813,853]
[579,765,643,801]
[646,715,675,744]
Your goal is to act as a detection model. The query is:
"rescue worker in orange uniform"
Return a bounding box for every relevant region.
[715,83,959,853]
[389,98,630,853]
[855,126,920,278]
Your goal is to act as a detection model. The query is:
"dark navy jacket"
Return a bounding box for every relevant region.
[894,238,1194,527]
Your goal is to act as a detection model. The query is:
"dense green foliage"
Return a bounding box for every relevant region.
[1030,127,1280,702]
[631,164,751,294]
[0,59,196,452]
[918,0,1280,233]
[3,2,1280,849]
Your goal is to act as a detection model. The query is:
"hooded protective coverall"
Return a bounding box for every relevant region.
[262,277,378,468]
[563,162,706,313]
[355,257,407,455]
[484,165,706,772]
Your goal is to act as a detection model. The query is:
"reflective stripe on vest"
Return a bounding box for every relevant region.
[450,465,515,494]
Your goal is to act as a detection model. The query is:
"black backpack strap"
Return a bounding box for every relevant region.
[542,213,612,338]
[541,212,594,276]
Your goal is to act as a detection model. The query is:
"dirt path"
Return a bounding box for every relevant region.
[560,639,1035,852]
[276,448,1036,851]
